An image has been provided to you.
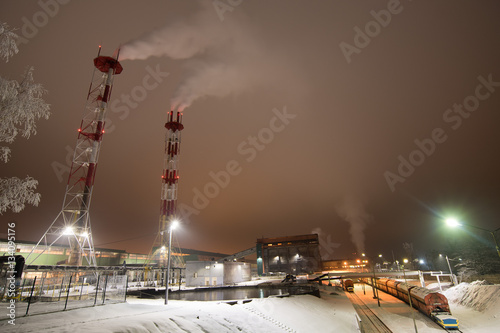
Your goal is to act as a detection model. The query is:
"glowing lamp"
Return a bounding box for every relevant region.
[446,218,460,227]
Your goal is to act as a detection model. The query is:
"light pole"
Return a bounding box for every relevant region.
[362,253,380,307]
[165,220,179,305]
[403,259,418,333]
[439,253,455,285]
[446,218,500,259]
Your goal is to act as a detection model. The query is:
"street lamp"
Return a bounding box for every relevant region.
[401,259,419,333]
[362,253,380,307]
[165,219,179,305]
[439,254,458,285]
[439,254,453,276]
[445,218,500,259]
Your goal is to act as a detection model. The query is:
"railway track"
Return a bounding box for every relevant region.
[345,291,392,333]
[444,328,463,333]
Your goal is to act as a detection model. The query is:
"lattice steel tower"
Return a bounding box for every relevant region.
[154,110,184,267]
[27,47,123,266]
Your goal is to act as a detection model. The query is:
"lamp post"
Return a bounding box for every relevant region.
[165,220,179,305]
[439,253,455,286]
[403,259,418,333]
[446,218,500,259]
[362,253,380,307]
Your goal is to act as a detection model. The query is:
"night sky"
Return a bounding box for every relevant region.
[2,0,500,261]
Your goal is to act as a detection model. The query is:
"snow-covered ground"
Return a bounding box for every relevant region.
[1,281,499,332]
[1,286,359,332]
[443,281,500,332]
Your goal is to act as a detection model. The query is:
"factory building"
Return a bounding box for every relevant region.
[321,258,369,271]
[256,234,322,275]
[0,239,227,267]
[185,261,251,287]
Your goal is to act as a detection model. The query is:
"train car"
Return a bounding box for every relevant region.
[395,281,415,304]
[409,286,459,329]
[385,279,399,298]
[375,278,390,293]
[409,286,450,316]
[433,313,460,330]
[342,278,354,292]
[361,277,459,330]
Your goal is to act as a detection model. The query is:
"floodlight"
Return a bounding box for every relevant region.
[446,218,460,227]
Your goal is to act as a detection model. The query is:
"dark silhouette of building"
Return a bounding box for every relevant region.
[256,234,321,275]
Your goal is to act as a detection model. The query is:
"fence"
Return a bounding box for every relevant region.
[0,271,127,317]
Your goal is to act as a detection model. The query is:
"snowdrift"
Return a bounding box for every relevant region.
[444,281,500,313]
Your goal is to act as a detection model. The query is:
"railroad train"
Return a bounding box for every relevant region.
[341,278,354,292]
[360,277,459,330]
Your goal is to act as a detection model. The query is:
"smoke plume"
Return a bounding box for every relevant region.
[120,2,288,111]
[335,195,372,255]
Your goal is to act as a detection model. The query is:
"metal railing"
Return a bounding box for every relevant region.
[1,272,127,317]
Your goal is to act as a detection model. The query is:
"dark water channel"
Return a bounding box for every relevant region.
[131,284,320,301]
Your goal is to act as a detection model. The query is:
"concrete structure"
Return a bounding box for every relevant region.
[256,234,321,276]
[186,261,251,287]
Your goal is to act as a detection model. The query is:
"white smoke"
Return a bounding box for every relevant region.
[120,2,284,111]
[120,4,228,61]
[334,195,372,255]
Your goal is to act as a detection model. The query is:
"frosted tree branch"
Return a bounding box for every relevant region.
[0,21,19,62]
[0,146,10,163]
[0,67,51,152]
[0,21,49,214]
[0,176,41,214]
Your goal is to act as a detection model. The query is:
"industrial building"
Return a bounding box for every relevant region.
[321,258,369,271]
[256,234,322,275]
[0,239,228,268]
[185,261,251,287]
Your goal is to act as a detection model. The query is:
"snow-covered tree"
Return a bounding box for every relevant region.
[0,22,18,62]
[0,66,51,161]
[0,21,50,214]
[444,238,500,281]
[0,177,41,213]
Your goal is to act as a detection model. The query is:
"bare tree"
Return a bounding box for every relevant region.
[0,21,50,214]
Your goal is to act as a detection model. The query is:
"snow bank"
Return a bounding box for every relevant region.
[441,281,500,332]
[444,281,500,313]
